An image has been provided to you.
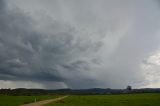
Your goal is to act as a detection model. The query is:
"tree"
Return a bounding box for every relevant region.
[126,85,132,91]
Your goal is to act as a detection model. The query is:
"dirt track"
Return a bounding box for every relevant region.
[20,96,68,106]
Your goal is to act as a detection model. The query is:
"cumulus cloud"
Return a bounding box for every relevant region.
[0,0,160,89]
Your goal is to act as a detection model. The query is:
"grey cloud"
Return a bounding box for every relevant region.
[0,0,103,88]
[0,0,160,89]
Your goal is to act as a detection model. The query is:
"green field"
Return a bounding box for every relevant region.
[0,94,58,106]
[44,93,160,106]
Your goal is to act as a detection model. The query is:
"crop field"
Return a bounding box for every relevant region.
[0,94,58,106]
[44,93,160,106]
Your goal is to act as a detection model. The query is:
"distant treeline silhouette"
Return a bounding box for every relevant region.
[0,88,160,96]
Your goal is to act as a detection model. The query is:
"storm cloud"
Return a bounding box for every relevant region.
[0,0,160,89]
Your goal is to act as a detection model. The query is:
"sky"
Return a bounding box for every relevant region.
[0,0,160,89]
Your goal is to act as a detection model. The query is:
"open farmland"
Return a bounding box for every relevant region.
[0,95,58,106]
[44,93,160,106]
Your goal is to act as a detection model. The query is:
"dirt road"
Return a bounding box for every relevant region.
[20,96,68,106]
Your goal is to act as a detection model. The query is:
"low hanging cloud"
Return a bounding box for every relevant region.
[0,0,160,89]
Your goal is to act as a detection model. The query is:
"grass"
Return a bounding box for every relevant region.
[44,93,160,106]
[0,94,59,106]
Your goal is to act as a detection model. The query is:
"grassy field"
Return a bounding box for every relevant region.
[44,93,160,106]
[0,94,58,106]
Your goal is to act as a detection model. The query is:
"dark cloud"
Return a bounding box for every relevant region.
[0,0,160,89]
[0,0,103,88]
